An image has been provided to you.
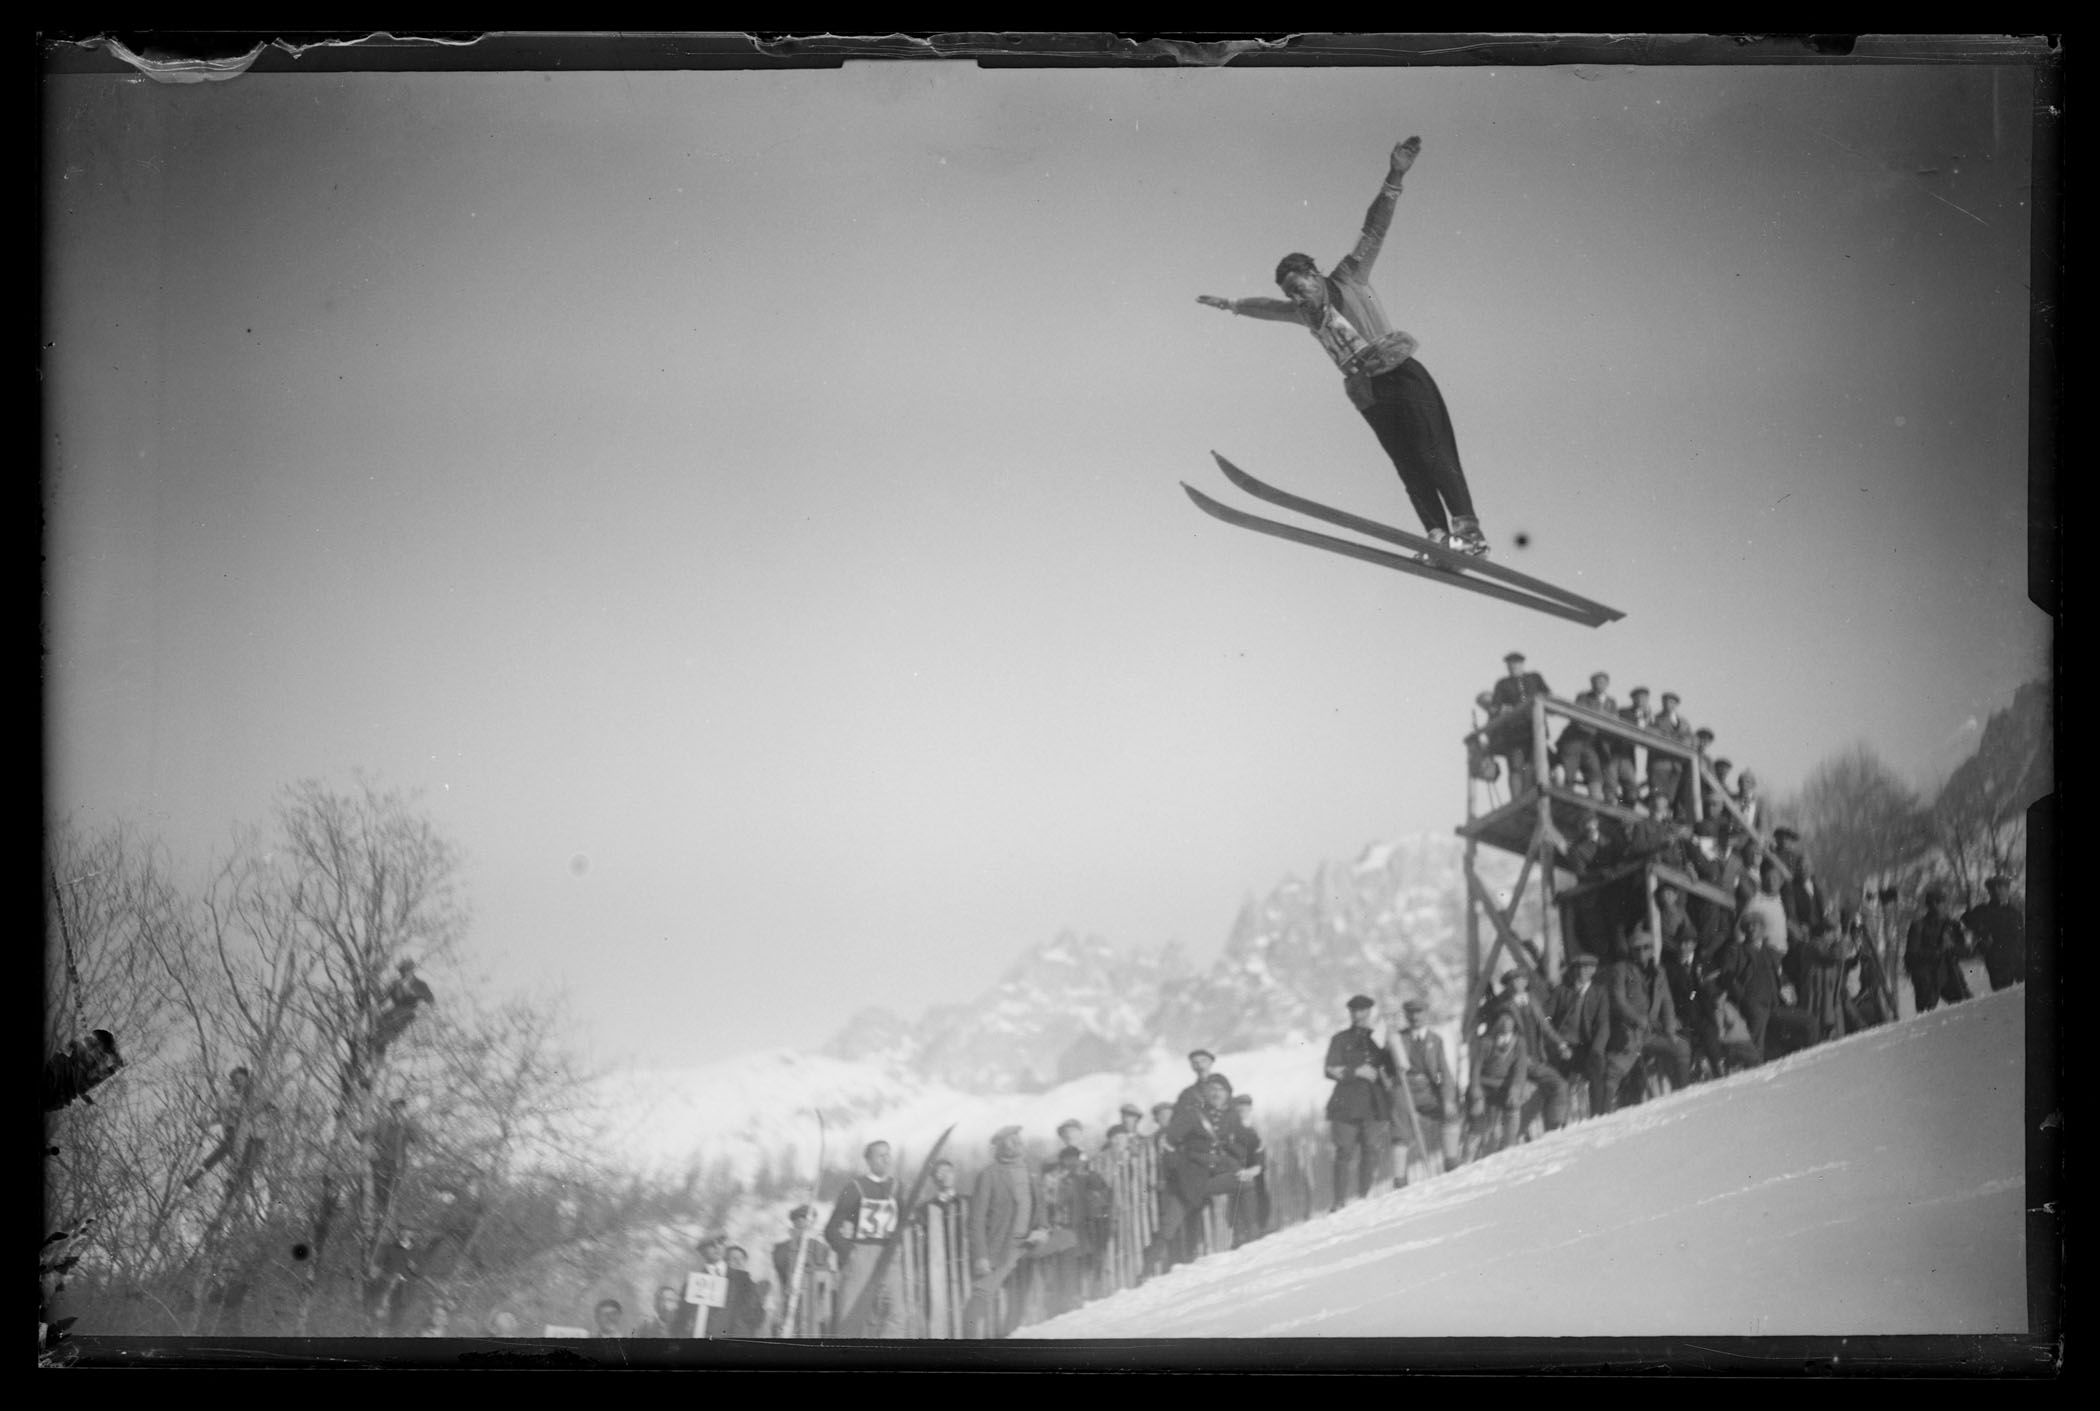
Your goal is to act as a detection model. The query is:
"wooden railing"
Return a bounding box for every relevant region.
[877,1140,1249,1337]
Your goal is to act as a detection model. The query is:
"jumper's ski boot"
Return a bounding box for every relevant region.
[1449,515,1491,558]
[1416,528,1454,566]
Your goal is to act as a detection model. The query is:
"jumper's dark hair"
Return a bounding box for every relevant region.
[1274,252,1319,288]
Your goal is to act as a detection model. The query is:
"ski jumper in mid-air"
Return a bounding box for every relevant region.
[1198,136,1488,560]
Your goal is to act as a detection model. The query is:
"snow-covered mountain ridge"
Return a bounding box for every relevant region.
[596,834,1515,1180]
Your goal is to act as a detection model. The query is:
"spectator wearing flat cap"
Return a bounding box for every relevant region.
[1324,995,1398,1209]
[1044,1119,1087,1175]
[1560,671,1619,800]
[1467,1011,1530,1152]
[1964,876,2025,992]
[1599,924,1692,1113]
[1645,692,1691,808]
[1612,688,1654,807]
[1558,811,1620,883]
[1733,769,1766,837]
[1487,966,1570,1131]
[1779,842,1829,954]
[1547,952,1611,1115]
[1485,652,1553,790]
[1149,1075,1260,1266]
[1393,999,1462,1176]
[1904,885,1973,1013]
[769,1203,836,1335]
[1148,1102,1178,1159]
[1174,1049,1226,1121]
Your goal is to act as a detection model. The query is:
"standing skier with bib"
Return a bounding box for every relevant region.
[1197,136,1489,560]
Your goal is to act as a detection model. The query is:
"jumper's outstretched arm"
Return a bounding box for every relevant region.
[1197,294,1302,322]
[1343,136,1421,280]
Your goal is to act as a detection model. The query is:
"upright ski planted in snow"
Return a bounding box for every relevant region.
[834,1123,957,1338]
[1197,453,1625,625]
[779,1109,826,1337]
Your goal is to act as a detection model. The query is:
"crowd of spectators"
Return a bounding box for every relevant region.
[513,1049,1288,1342]
[461,653,2029,1342]
[1466,649,2028,1129]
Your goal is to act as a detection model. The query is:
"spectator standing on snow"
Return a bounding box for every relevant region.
[1599,925,1691,1112]
[1467,1011,1530,1152]
[1228,1093,1274,1241]
[770,1204,837,1336]
[963,1126,1049,1339]
[1394,999,1462,1177]
[1149,1076,1261,1262]
[1488,968,1571,1131]
[826,1141,906,1337]
[1175,1050,1224,1118]
[1548,953,1611,1116]
[591,1298,625,1339]
[1904,885,1974,1013]
[1324,994,1399,1210]
[1964,875,2026,992]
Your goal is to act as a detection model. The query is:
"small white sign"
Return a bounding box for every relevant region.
[542,1323,590,1338]
[685,1270,729,1308]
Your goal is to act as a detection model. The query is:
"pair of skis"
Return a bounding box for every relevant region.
[1186,454,1624,628]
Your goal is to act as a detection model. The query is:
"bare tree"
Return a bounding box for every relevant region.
[1778,744,1936,904]
[43,821,210,1315]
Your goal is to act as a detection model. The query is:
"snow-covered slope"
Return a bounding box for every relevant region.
[1022,988,2027,1338]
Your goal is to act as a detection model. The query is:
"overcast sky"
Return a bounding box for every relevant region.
[45,59,2045,1070]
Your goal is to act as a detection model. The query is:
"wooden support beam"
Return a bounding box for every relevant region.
[1463,862,1553,1022]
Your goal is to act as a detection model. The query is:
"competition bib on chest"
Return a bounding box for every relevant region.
[852,1193,899,1241]
[1310,304,1375,371]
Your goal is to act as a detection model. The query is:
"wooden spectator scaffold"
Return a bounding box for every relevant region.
[1456,692,1789,1042]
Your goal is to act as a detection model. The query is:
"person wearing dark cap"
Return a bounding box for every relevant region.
[1487,966,1570,1132]
[1323,995,1399,1210]
[1467,1011,1530,1153]
[1044,1119,1086,1176]
[1963,875,2025,992]
[1149,1075,1261,1266]
[1904,885,1972,1013]
[1558,811,1617,882]
[1561,671,1618,799]
[1394,999,1461,1177]
[1645,691,1691,809]
[1599,924,1692,1113]
[1612,688,1654,807]
[1485,652,1554,791]
[1547,952,1612,1116]
[1196,136,1494,559]
[1779,845,1828,954]
[1174,1049,1225,1119]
